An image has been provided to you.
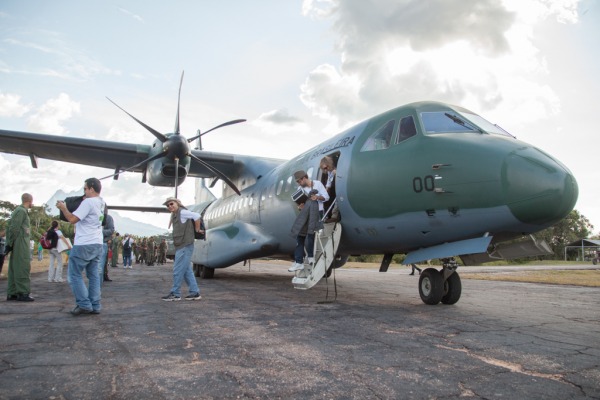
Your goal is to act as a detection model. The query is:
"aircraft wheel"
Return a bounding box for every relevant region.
[199,265,215,279]
[593,258,598,265]
[441,272,462,305]
[419,268,444,305]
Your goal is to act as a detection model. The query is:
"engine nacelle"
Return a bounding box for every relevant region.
[147,157,189,187]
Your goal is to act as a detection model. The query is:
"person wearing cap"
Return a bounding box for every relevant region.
[288,170,329,273]
[161,197,203,301]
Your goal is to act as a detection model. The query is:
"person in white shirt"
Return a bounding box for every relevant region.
[56,178,105,316]
[288,170,329,272]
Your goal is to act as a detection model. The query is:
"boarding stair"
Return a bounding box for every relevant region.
[292,221,342,290]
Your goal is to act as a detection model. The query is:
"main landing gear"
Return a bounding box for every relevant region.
[418,258,462,305]
[193,264,215,279]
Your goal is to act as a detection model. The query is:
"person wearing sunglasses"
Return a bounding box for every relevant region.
[161,197,203,301]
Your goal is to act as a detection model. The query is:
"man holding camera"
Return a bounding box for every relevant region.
[56,178,105,316]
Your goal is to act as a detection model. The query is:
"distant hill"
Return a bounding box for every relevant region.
[45,190,168,237]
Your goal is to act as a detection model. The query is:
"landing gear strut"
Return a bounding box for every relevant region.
[418,257,462,305]
[193,264,215,279]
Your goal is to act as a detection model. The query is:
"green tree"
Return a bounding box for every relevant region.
[534,210,594,259]
[0,200,17,232]
[0,200,75,243]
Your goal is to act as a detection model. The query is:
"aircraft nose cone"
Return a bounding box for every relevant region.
[502,147,578,225]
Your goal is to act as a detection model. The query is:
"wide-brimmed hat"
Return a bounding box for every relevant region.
[293,170,307,181]
[162,197,182,206]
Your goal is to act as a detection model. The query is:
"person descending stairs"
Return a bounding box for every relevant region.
[292,221,342,290]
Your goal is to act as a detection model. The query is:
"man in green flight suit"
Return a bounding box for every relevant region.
[111,232,120,267]
[6,193,35,302]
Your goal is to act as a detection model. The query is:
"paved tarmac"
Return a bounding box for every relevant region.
[1,262,599,399]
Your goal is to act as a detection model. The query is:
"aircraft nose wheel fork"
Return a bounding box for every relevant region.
[418,258,462,305]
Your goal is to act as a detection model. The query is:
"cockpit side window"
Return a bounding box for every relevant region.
[396,116,417,143]
[360,120,396,152]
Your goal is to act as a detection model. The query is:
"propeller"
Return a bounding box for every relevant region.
[100,71,244,197]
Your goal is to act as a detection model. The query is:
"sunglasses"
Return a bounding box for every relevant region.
[167,202,175,207]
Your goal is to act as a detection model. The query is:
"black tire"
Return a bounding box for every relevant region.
[593,258,598,266]
[418,268,444,305]
[441,272,462,305]
[199,265,215,279]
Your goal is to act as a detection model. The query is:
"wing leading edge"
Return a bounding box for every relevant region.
[0,129,286,183]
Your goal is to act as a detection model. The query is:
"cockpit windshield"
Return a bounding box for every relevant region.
[421,111,514,137]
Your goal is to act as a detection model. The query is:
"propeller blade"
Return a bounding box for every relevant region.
[99,150,167,181]
[188,153,241,195]
[106,97,168,143]
[187,119,246,143]
[174,157,180,198]
[174,71,184,135]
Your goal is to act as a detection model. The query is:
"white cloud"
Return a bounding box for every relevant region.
[27,93,80,134]
[0,92,30,117]
[299,0,581,130]
[253,109,308,135]
[117,7,145,23]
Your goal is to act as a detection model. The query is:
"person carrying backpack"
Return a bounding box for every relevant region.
[46,221,65,282]
[122,234,134,269]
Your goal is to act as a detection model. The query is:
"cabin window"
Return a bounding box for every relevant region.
[249,194,254,206]
[360,120,395,151]
[396,116,417,143]
[307,167,314,179]
[284,176,292,192]
[276,180,284,196]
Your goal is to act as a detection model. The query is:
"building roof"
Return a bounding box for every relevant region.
[565,239,600,247]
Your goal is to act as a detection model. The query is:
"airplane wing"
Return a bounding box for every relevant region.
[0,129,150,171]
[0,129,285,181]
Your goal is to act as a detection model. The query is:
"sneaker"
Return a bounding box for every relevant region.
[70,306,92,315]
[288,262,304,272]
[185,293,202,301]
[16,294,35,302]
[307,257,315,265]
[91,309,101,314]
[161,293,181,301]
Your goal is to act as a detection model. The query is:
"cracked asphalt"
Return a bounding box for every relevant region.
[1,262,599,399]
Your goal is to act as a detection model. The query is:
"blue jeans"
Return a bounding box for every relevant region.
[68,244,103,311]
[169,244,199,297]
[123,254,132,267]
[294,234,315,263]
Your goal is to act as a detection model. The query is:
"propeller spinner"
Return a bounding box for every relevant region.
[100,72,245,197]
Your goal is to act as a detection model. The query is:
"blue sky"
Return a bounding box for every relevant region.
[1,0,599,234]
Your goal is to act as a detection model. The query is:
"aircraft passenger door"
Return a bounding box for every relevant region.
[248,192,261,224]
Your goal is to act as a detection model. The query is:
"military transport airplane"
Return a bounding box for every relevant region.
[0,74,578,305]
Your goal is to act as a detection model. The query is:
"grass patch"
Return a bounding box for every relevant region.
[461,270,600,287]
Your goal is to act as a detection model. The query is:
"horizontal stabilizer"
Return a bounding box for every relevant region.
[403,236,493,265]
